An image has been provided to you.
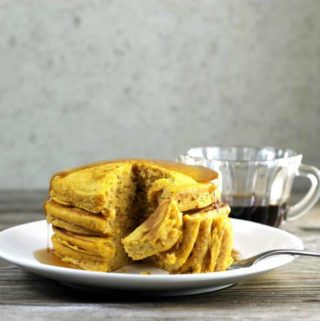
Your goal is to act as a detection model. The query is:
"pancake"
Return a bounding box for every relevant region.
[52,227,130,272]
[122,199,183,260]
[214,218,234,271]
[53,227,114,257]
[45,159,232,273]
[153,204,232,273]
[50,160,219,215]
[151,213,202,271]
[201,215,226,272]
[147,178,220,212]
[50,163,135,215]
[52,236,113,271]
[47,215,100,236]
[45,200,113,236]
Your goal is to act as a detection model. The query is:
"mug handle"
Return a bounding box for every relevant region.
[287,164,320,221]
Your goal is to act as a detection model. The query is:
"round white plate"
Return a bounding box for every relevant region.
[0,219,303,296]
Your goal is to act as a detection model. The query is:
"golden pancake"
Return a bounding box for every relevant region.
[45,200,113,236]
[45,159,233,273]
[147,178,220,212]
[53,227,115,258]
[50,160,218,215]
[153,204,233,273]
[201,215,226,272]
[52,236,112,272]
[122,199,183,260]
[214,218,234,271]
[50,163,135,215]
[52,227,131,272]
[152,214,202,271]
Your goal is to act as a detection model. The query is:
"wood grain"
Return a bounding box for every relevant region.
[0,190,319,320]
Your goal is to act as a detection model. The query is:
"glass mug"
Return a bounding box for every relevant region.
[178,146,320,227]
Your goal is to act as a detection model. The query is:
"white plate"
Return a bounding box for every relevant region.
[0,219,303,296]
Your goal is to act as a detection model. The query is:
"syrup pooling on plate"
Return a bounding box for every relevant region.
[33,248,78,269]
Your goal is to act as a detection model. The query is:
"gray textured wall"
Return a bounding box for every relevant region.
[0,0,320,188]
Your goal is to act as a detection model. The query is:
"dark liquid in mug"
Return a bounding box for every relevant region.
[228,197,288,227]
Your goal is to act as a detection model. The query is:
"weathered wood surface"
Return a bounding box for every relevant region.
[0,190,319,320]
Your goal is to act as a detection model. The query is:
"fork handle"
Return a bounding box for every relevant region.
[254,249,320,262]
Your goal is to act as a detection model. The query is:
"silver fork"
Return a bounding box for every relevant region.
[230,249,320,269]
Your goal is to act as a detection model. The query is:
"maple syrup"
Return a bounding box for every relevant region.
[33,248,78,269]
[230,203,288,227]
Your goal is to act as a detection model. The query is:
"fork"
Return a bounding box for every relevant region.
[230,249,320,269]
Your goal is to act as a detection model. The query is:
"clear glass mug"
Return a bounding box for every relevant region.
[178,146,320,227]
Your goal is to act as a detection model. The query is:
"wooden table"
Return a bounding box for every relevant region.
[1,190,319,320]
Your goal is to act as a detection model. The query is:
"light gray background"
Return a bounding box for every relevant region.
[0,0,320,188]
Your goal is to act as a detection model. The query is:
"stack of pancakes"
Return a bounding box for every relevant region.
[45,159,233,273]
